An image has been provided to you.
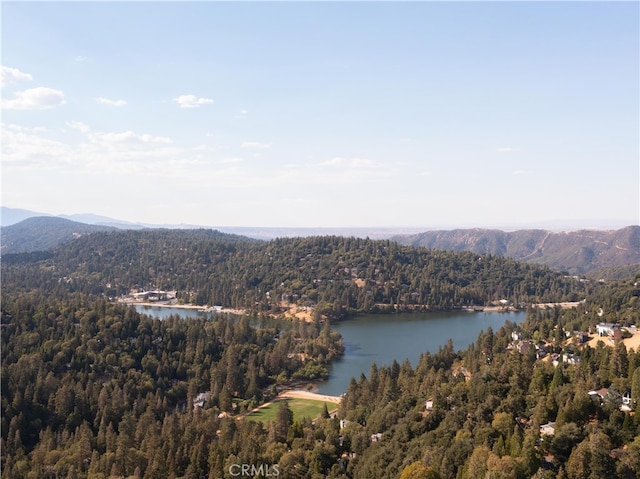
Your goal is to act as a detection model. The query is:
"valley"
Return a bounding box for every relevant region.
[1,225,639,478]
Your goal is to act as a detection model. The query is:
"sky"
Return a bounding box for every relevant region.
[1,1,639,229]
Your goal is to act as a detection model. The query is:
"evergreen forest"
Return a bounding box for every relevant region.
[1,229,639,478]
[2,229,588,314]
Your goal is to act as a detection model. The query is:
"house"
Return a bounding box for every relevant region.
[424,399,434,412]
[339,419,351,430]
[193,392,211,408]
[596,323,616,337]
[536,348,548,360]
[540,422,556,436]
[620,390,634,412]
[518,340,533,355]
[371,433,383,442]
[132,290,176,302]
[588,388,609,404]
[574,331,590,344]
[563,353,581,365]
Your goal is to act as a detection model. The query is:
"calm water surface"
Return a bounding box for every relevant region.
[134,305,525,396]
[315,311,526,395]
[134,304,208,320]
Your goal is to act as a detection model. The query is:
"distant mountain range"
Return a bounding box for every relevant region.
[2,207,638,275]
[0,217,118,255]
[0,207,427,239]
[391,226,640,275]
[1,207,155,229]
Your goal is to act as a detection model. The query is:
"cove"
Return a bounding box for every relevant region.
[133,305,526,397]
[315,310,526,396]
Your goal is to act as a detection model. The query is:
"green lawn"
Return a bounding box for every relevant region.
[246,398,332,423]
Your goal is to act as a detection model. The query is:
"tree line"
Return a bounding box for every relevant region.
[2,276,639,478]
[1,291,343,478]
[2,229,637,478]
[1,230,588,315]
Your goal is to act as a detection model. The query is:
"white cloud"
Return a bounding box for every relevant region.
[3,123,47,134]
[241,141,272,149]
[265,156,402,188]
[496,147,519,153]
[87,130,172,146]
[318,157,382,169]
[2,87,66,110]
[2,121,179,176]
[96,97,126,107]
[512,169,532,176]
[2,118,406,196]
[75,56,88,62]
[66,121,172,147]
[1,123,76,170]
[1,66,33,87]
[173,94,214,108]
[66,120,91,133]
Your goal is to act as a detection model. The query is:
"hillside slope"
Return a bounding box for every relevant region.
[391,226,639,274]
[1,230,587,312]
[0,216,117,255]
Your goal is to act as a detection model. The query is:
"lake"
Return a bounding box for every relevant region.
[316,310,526,395]
[134,305,526,396]
[134,304,209,320]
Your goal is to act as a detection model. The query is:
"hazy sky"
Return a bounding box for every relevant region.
[2,1,638,229]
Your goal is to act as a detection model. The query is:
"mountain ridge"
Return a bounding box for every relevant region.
[0,216,117,255]
[391,226,640,275]
[3,207,638,274]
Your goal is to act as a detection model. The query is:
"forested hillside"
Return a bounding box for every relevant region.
[3,228,638,478]
[391,226,640,275]
[0,217,116,256]
[1,229,587,316]
[338,277,640,478]
[1,292,343,478]
[1,271,639,478]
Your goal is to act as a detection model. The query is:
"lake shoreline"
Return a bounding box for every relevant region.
[122,297,582,321]
[121,299,247,315]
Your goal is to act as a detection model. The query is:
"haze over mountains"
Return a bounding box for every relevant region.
[392,227,640,275]
[1,206,638,275]
[0,207,428,240]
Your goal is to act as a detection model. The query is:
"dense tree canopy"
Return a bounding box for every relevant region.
[1,230,638,478]
[1,292,343,478]
[2,230,587,315]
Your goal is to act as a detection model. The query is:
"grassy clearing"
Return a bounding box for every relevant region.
[246,398,332,423]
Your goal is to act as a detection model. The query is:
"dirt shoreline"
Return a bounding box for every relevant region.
[279,389,342,404]
[118,300,247,315]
